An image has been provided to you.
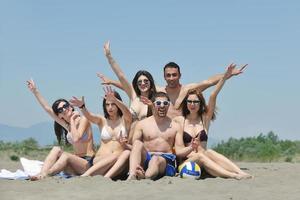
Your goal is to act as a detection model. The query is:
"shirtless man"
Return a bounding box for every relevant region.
[127,92,181,180]
[157,62,247,118]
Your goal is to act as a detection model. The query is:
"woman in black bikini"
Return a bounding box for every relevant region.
[175,65,252,179]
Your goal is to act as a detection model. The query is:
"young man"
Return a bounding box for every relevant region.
[157,62,247,118]
[127,92,181,180]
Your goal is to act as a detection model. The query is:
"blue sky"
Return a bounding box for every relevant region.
[1,0,299,141]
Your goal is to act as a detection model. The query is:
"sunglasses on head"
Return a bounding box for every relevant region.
[57,103,70,114]
[187,100,201,104]
[137,79,149,85]
[154,100,170,107]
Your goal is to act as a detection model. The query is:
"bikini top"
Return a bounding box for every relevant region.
[67,132,89,144]
[182,118,208,144]
[183,129,208,144]
[101,125,127,141]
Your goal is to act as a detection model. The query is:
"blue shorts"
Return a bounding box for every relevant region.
[144,152,176,177]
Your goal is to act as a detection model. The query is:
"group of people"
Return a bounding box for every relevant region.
[27,41,252,181]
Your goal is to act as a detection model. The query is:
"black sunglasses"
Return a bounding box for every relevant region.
[57,103,70,114]
[187,100,201,104]
[137,79,149,85]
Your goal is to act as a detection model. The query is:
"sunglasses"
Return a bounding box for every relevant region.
[137,79,149,85]
[154,100,170,107]
[57,103,70,114]
[187,100,201,104]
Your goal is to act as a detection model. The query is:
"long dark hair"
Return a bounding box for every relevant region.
[132,70,157,99]
[52,98,73,145]
[180,90,216,121]
[102,91,123,119]
[132,70,157,117]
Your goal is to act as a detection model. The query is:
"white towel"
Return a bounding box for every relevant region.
[0,157,43,180]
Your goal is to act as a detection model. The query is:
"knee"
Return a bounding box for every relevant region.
[122,150,131,158]
[149,155,162,165]
[59,152,70,162]
[132,140,143,151]
[51,146,63,156]
[195,152,206,163]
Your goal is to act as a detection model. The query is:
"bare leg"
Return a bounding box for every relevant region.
[205,149,252,178]
[81,154,118,177]
[30,146,63,181]
[188,152,242,179]
[127,140,147,180]
[48,152,89,175]
[144,155,166,180]
[104,150,130,179]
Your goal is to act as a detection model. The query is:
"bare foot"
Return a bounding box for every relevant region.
[29,173,47,181]
[234,173,253,180]
[127,174,137,180]
[135,165,145,180]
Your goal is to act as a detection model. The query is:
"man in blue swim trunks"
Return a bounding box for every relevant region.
[127,92,181,180]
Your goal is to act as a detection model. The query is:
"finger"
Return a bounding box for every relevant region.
[240,64,248,71]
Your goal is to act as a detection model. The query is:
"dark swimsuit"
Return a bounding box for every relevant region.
[81,156,94,167]
[183,129,208,143]
[183,118,208,143]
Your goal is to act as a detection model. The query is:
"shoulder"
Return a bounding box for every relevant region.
[173,116,184,124]
[156,85,166,92]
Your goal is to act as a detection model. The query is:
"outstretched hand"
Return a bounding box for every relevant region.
[140,96,153,107]
[69,96,85,108]
[103,41,111,56]
[97,73,111,85]
[26,79,37,92]
[103,86,116,102]
[230,63,248,77]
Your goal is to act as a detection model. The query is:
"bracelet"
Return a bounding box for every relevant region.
[79,104,85,109]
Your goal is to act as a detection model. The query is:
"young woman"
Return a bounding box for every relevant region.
[70,86,132,179]
[27,79,95,180]
[175,65,252,179]
[100,41,157,142]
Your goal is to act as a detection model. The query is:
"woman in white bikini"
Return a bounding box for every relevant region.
[27,79,95,180]
[99,41,157,142]
[175,65,252,179]
[70,86,132,179]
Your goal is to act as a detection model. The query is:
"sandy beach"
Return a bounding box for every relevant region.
[1,159,300,200]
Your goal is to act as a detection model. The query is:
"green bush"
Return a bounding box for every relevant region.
[213,131,300,162]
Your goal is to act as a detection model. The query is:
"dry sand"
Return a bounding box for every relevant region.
[1,159,300,200]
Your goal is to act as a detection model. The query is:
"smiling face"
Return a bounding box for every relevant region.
[186,94,201,114]
[56,101,73,120]
[137,75,150,93]
[153,96,170,118]
[164,67,181,88]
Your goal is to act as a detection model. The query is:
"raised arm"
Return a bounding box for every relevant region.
[96,73,124,90]
[205,64,237,129]
[184,64,247,93]
[69,111,91,143]
[69,96,105,127]
[26,79,68,130]
[103,41,136,101]
[103,86,132,130]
